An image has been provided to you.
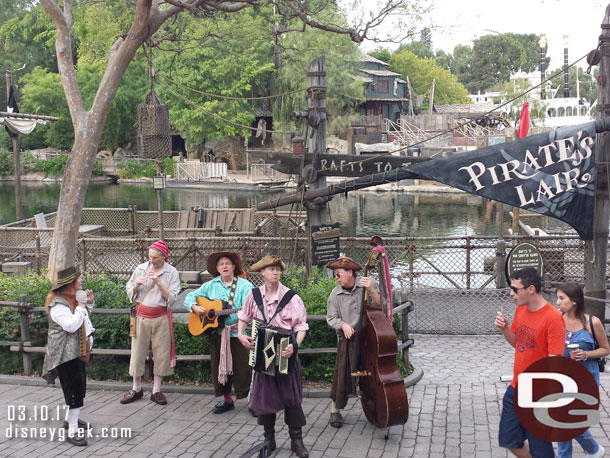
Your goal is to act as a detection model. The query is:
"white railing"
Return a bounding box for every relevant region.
[174,162,228,180]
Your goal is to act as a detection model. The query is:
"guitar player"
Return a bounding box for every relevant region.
[184,251,254,414]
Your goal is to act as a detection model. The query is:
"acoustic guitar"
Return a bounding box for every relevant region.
[188,297,243,336]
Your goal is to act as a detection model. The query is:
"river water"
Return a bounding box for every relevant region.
[0,182,566,237]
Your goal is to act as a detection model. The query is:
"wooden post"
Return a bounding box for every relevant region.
[584,6,610,324]
[18,294,32,376]
[5,70,22,222]
[306,56,328,228]
[35,233,41,274]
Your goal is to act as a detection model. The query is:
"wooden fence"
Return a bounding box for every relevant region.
[0,296,414,380]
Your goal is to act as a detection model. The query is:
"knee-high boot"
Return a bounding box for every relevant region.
[257,414,276,453]
[288,427,309,458]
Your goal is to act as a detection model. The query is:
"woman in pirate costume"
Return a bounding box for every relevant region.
[42,266,95,446]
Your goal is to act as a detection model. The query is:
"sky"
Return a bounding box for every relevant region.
[356,0,607,69]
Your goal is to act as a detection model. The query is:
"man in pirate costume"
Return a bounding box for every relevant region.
[326,256,381,428]
[237,256,309,457]
[42,265,95,446]
[184,252,253,414]
[121,240,180,406]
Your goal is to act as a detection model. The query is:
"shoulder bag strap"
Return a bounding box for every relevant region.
[267,290,296,323]
[251,288,266,322]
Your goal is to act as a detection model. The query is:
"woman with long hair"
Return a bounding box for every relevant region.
[42,266,95,447]
[556,282,609,458]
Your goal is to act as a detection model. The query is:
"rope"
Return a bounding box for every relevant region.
[159,82,295,135]
[340,53,590,171]
[158,74,307,100]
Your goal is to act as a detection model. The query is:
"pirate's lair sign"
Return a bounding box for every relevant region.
[407,119,610,240]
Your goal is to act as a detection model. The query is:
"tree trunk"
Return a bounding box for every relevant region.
[48,117,103,279]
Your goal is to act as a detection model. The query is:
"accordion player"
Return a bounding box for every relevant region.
[252,323,297,376]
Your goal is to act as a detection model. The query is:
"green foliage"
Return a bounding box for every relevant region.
[498,78,547,127]
[547,65,598,106]
[468,33,549,92]
[271,9,363,139]
[0,152,14,175]
[0,257,410,383]
[117,158,175,179]
[156,8,275,143]
[32,154,69,176]
[389,50,471,107]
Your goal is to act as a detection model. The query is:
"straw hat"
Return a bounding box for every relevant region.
[206,252,244,277]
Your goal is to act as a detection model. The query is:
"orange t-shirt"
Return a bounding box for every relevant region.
[510,303,565,387]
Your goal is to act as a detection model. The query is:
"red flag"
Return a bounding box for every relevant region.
[517,101,530,138]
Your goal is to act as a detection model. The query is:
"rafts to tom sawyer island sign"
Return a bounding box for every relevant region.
[248,151,429,178]
[406,119,609,240]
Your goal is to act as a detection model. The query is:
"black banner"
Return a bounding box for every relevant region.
[407,121,600,240]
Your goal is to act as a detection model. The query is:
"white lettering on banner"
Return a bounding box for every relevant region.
[457,133,595,206]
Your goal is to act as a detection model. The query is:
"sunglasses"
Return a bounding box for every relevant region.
[509,286,528,294]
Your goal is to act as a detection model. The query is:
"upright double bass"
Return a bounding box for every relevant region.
[358,236,409,429]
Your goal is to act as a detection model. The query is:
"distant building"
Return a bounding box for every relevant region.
[357,55,409,122]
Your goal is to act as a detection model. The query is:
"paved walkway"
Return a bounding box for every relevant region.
[1,335,609,457]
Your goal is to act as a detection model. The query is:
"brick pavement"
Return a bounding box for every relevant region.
[1,335,609,457]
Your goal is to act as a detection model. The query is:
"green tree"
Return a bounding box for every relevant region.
[389,50,470,108]
[154,9,275,142]
[271,9,364,137]
[369,47,392,65]
[469,33,549,92]
[34,0,412,280]
[13,62,146,152]
[547,65,598,105]
[498,78,547,128]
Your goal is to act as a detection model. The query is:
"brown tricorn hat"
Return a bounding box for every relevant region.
[50,266,81,291]
[250,256,287,272]
[325,256,362,272]
[206,252,244,277]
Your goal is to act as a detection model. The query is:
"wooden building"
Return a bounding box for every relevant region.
[357,55,409,123]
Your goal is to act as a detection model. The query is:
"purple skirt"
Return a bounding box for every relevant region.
[249,357,303,415]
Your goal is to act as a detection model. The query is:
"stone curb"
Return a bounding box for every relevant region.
[0,366,424,396]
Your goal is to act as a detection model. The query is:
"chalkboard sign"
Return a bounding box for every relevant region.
[311,223,340,266]
[505,242,544,280]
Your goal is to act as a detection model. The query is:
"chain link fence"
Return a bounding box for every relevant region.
[0,223,605,334]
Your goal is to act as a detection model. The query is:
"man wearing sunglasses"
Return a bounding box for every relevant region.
[495,267,565,458]
[325,256,381,429]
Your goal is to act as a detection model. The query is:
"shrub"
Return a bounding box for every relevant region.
[0,269,410,382]
[33,154,69,176]
[117,157,175,179]
[0,151,14,176]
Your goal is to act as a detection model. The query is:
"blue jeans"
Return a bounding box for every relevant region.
[557,429,599,457]
[499,386,555,458]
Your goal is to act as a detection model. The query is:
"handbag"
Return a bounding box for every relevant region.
[588,316,606,372]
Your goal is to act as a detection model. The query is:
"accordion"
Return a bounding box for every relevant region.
[249,318,297,376]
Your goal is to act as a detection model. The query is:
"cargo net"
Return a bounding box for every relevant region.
[137,91,171,159]
[77,237,308,282]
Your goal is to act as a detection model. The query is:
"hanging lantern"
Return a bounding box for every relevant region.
[137,91,171,158]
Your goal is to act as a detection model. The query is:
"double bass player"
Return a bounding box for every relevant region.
[325,256,381,428]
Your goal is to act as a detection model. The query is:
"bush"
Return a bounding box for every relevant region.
[33,154,69,176]
[0,151,14,176]
[117,157,176,179]
[0,268,409,383]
